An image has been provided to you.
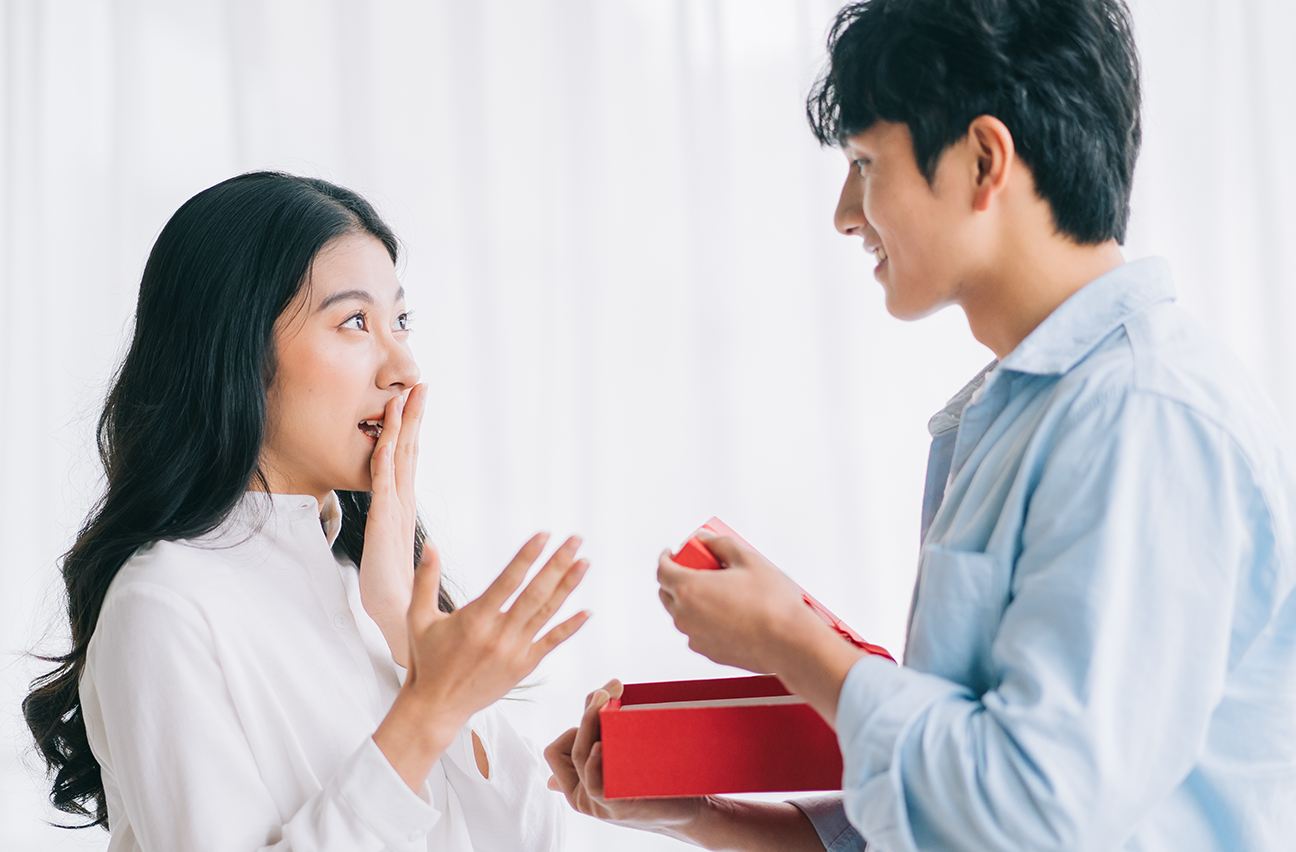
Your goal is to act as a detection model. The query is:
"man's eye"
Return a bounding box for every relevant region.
[853,158,871,176]
[342,313,366,330]
[394,311,413,332]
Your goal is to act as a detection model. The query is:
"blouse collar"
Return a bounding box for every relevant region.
[225,490,344,548]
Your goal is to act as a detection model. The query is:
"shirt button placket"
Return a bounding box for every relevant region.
[332,613,346,629]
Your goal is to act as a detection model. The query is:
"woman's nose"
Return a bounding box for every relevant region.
[378,336,420,389]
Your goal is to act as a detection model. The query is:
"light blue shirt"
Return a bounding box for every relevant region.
[805,259,1296,851]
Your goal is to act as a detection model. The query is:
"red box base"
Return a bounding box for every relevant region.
[600,674,843,798]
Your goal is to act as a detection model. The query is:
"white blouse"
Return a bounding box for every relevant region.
[80,492,564,852]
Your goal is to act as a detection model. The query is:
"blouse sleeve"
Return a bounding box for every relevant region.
[82,581,441,852]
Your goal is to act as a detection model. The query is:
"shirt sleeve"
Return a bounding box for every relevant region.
[790,795,869,851]
[835,390,1258,851]
[82,581,441,852]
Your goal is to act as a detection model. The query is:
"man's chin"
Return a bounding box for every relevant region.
[883,286,947,323]
[883,294,930,322]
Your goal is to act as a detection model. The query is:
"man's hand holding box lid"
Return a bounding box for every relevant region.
[672,517,895,663]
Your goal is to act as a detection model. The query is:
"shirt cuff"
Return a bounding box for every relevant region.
[790,795,868,852]
[835,654,967,852]
[336,737,442,851]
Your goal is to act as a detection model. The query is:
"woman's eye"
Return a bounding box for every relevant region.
[394,312,413,332]
[342,313,366,330]
[853,158,871,177]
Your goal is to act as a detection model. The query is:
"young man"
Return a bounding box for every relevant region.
[546,0,1296,849]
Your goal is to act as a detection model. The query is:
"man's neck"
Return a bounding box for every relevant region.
[961,235,1126,361]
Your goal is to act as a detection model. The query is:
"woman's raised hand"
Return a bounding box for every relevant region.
[374,534,590,793]
[405,534,589,721]
[358,384,426,667]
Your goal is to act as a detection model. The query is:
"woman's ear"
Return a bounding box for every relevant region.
[967,114,1016,212]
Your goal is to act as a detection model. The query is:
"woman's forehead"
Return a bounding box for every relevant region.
[308,233,402,307]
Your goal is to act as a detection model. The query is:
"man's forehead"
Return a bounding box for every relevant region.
[842,120,907,156]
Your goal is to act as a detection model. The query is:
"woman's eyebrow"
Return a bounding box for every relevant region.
[317,286,405,311]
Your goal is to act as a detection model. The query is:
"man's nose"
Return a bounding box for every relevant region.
[834,171,866,236]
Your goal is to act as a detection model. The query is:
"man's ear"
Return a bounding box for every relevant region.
[968,115,1015,212]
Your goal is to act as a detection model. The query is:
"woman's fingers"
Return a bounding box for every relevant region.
[544,727,580,796]
[478,533,550,610]
[372,391,405,482]
[520,556,589,637]
[531,610,590,663]
[408,544,444,630]
[508,536,582,621]
[367,390,411,519]
[584,741,606,798]
[393,384,426,497]
[571,680,620,775]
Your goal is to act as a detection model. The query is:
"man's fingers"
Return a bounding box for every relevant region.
[657,549,692,592]
[694,530,750,569]
[479,533,550,609]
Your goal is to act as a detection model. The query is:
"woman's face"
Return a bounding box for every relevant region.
[260,231,419,502]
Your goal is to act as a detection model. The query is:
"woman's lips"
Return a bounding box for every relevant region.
[358,419,383,440]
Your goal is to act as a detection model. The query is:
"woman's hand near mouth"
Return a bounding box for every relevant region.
[359,384,427,668]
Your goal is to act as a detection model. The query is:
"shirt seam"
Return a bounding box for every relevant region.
[1050,381,1285,666]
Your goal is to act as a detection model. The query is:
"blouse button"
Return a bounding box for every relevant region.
[332,613,346,629]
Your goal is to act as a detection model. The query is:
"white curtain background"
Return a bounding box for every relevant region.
[1,1,1292,850]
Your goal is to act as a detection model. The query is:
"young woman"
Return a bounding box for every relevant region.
[24,172,589,851]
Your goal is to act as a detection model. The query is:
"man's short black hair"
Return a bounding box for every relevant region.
[808,0,1141,245]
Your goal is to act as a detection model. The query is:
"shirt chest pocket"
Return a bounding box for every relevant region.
[906,543,1011,696]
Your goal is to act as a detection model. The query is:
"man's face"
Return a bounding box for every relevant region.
[835,121,978,320]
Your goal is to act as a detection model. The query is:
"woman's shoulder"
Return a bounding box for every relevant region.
[104,520,283,615]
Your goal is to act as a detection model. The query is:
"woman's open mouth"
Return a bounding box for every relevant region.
[358,419,384,440]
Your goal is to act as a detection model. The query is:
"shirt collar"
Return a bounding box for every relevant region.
[929,360,998,437]
[225,490,344,548]
[319,491,343,546]
[997,257,1175,376]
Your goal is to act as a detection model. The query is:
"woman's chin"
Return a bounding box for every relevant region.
[332,470,374,495]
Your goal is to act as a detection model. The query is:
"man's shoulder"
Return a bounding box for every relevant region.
[1057,300,1287,447]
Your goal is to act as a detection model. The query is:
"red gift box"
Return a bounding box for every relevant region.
[673,517,896,663]
[599,674,842,798]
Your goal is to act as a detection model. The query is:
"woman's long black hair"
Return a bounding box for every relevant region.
[23,171,452,829]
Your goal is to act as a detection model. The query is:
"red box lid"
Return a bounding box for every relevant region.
[673,518,895,662]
